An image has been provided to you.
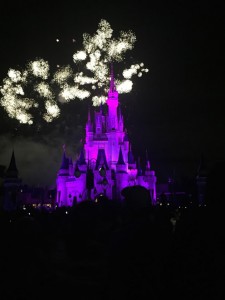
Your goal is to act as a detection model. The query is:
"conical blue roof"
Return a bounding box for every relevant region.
[117,147,125,165]
[60,151,69,169]
[128,149,135,164]
[6,150,18,178]
[78,147,86,165]
[95,149,109,170]
[137,157,142,176]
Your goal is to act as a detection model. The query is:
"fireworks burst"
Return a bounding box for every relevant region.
[71,19,148,105]
[0,19,149,124]
[0,59,60,124]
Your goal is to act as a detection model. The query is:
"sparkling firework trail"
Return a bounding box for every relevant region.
[0,59,60,124]
[0,19,149,124]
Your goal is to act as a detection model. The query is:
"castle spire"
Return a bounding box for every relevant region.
[118,104,121,117]
[110,63,116,92]
[145,149,151,170]
[95,149,109,170]
[5,149,18,178]
[137,157,142,176]
[88,105,91,122]
[107,63,119,130]
[117,147,125,165]
[78,146,86,165]
[100,101,103,113]
[128,144,135,164]
[60,145,69,169]
[86,105,93,134]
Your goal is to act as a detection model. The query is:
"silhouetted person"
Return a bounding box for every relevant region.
[106,186,173,299]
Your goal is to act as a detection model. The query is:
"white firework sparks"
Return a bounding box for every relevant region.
[28,59,49,79]
[92,95,107,106]
[8,69,23,83]
[59,84,90,102]
[35,82,53,98]
[71,19,148,105]
[117,80,133,93]
[74,72,97,85]
[73,51,87,62]
[0,19,149,124]
[122,64,149,79]
[53,66,73,85]
[43,100,60,122]
[0,59,58,124]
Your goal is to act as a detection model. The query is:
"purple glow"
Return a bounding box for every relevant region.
[56,69,157,206]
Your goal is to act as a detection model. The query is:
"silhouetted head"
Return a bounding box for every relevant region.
[121,185,152,212]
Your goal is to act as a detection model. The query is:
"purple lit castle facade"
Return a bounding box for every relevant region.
[56,70,157,206]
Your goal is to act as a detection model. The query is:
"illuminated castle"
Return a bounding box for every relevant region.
[56,69,157,206]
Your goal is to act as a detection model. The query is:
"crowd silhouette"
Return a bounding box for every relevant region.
[1,167,225,299]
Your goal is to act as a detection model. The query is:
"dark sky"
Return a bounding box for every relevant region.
[0,0,224,186]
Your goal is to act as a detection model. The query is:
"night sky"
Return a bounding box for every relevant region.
[0,0,224,186]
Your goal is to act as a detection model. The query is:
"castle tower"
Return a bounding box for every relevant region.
[56,65,157,206]
[127,144,137,185]
[143,150,157,204]
[3,150,22,211]
[106,64,119,131]
[105,64,122,167]
[56,145,69,206]
[116,147,128,200]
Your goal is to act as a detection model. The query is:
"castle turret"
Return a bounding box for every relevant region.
[145,149,151,171]
[59,145,69,174]
[106,64,118,131]
[86,106,93,143]
[78,146,87,172]
[118,105,124,132]
[143,150,157,204]
[128,144,136,170]
[87,106,92,128]
[69,158,73,176]
[56,145,69,206]
[136,156,145,187]
[116,147,128,199]
[117,146,126,166]
[94,149,112,198]
[123,130,129,160]
[127,144,137,185]
[3,150,22,211]
[95,148,109,171]
[5,150,18,178]
[137,157,143,176]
